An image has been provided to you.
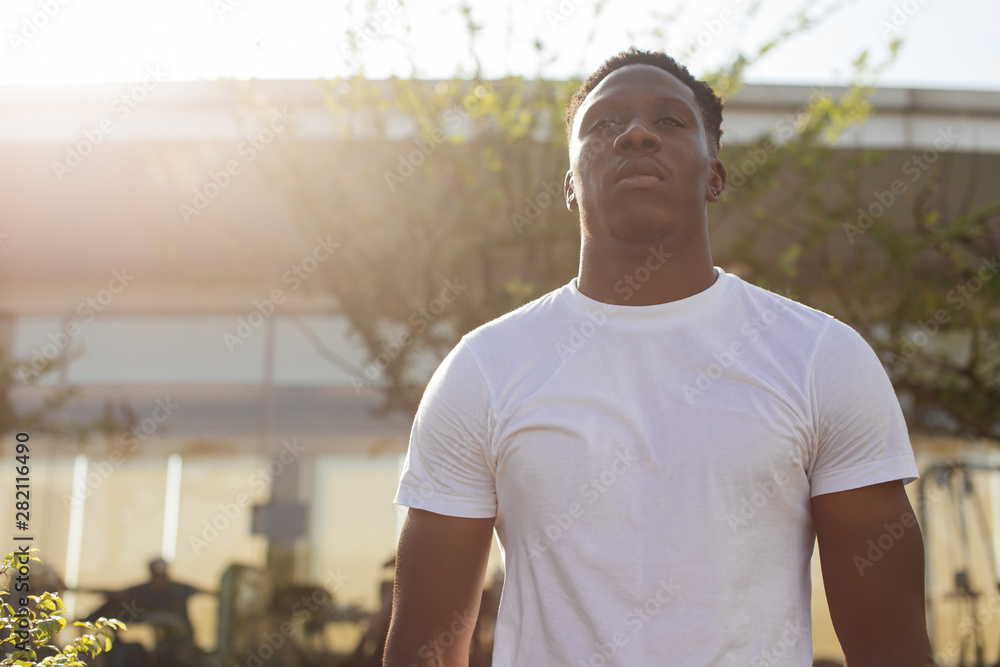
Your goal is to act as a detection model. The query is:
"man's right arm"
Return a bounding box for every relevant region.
[384,508,495,667]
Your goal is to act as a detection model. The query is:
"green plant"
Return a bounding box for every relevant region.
[229,1,894,417]
[0,551,125,666]
[210,2,1000,442]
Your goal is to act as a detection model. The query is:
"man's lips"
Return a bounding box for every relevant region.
[617,174,662,187]
[614,159,666,187]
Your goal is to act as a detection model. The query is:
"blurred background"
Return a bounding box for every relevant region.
[1,0,999,665]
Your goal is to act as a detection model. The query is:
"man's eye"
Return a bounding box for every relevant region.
[593,119,619,129]
[658,117,683,126]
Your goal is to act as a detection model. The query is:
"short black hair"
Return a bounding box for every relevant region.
[565,47,724,154]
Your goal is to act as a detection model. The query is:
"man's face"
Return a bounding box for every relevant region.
[150,560,169,584]
[565,64,725,245]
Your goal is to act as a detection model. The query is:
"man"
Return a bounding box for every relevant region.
[385,47,932,666]
[82,557,212,666]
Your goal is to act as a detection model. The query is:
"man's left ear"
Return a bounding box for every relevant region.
[565,170,578,212]
[706,157,727,202]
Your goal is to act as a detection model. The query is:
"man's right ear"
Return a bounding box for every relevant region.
[564,170,577,212]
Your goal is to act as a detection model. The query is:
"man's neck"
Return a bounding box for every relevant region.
[576,235,716,306]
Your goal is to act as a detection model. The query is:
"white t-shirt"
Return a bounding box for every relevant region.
[394,267,919,666]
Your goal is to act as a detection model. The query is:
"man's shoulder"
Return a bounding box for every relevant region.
[123,582,152,595]
[733,274,823,315]
[175,582,201,598]
[731,274,837,332]
[730,273,881,364]
[463,281,573,345]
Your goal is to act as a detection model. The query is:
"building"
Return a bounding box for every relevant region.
[2,77,999,662]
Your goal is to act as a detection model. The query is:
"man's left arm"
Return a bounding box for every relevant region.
[812,479,932,666]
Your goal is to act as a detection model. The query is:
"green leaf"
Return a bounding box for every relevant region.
[778,244,802,278]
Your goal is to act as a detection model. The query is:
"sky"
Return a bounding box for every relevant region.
[1,0,998,89]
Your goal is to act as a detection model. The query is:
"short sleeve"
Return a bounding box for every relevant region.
[394,338,497,518]
[808,319,919,497]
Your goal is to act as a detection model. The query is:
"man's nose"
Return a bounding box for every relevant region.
[613,121,661,154]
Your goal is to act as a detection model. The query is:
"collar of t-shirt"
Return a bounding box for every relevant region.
[565,266,735,328]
